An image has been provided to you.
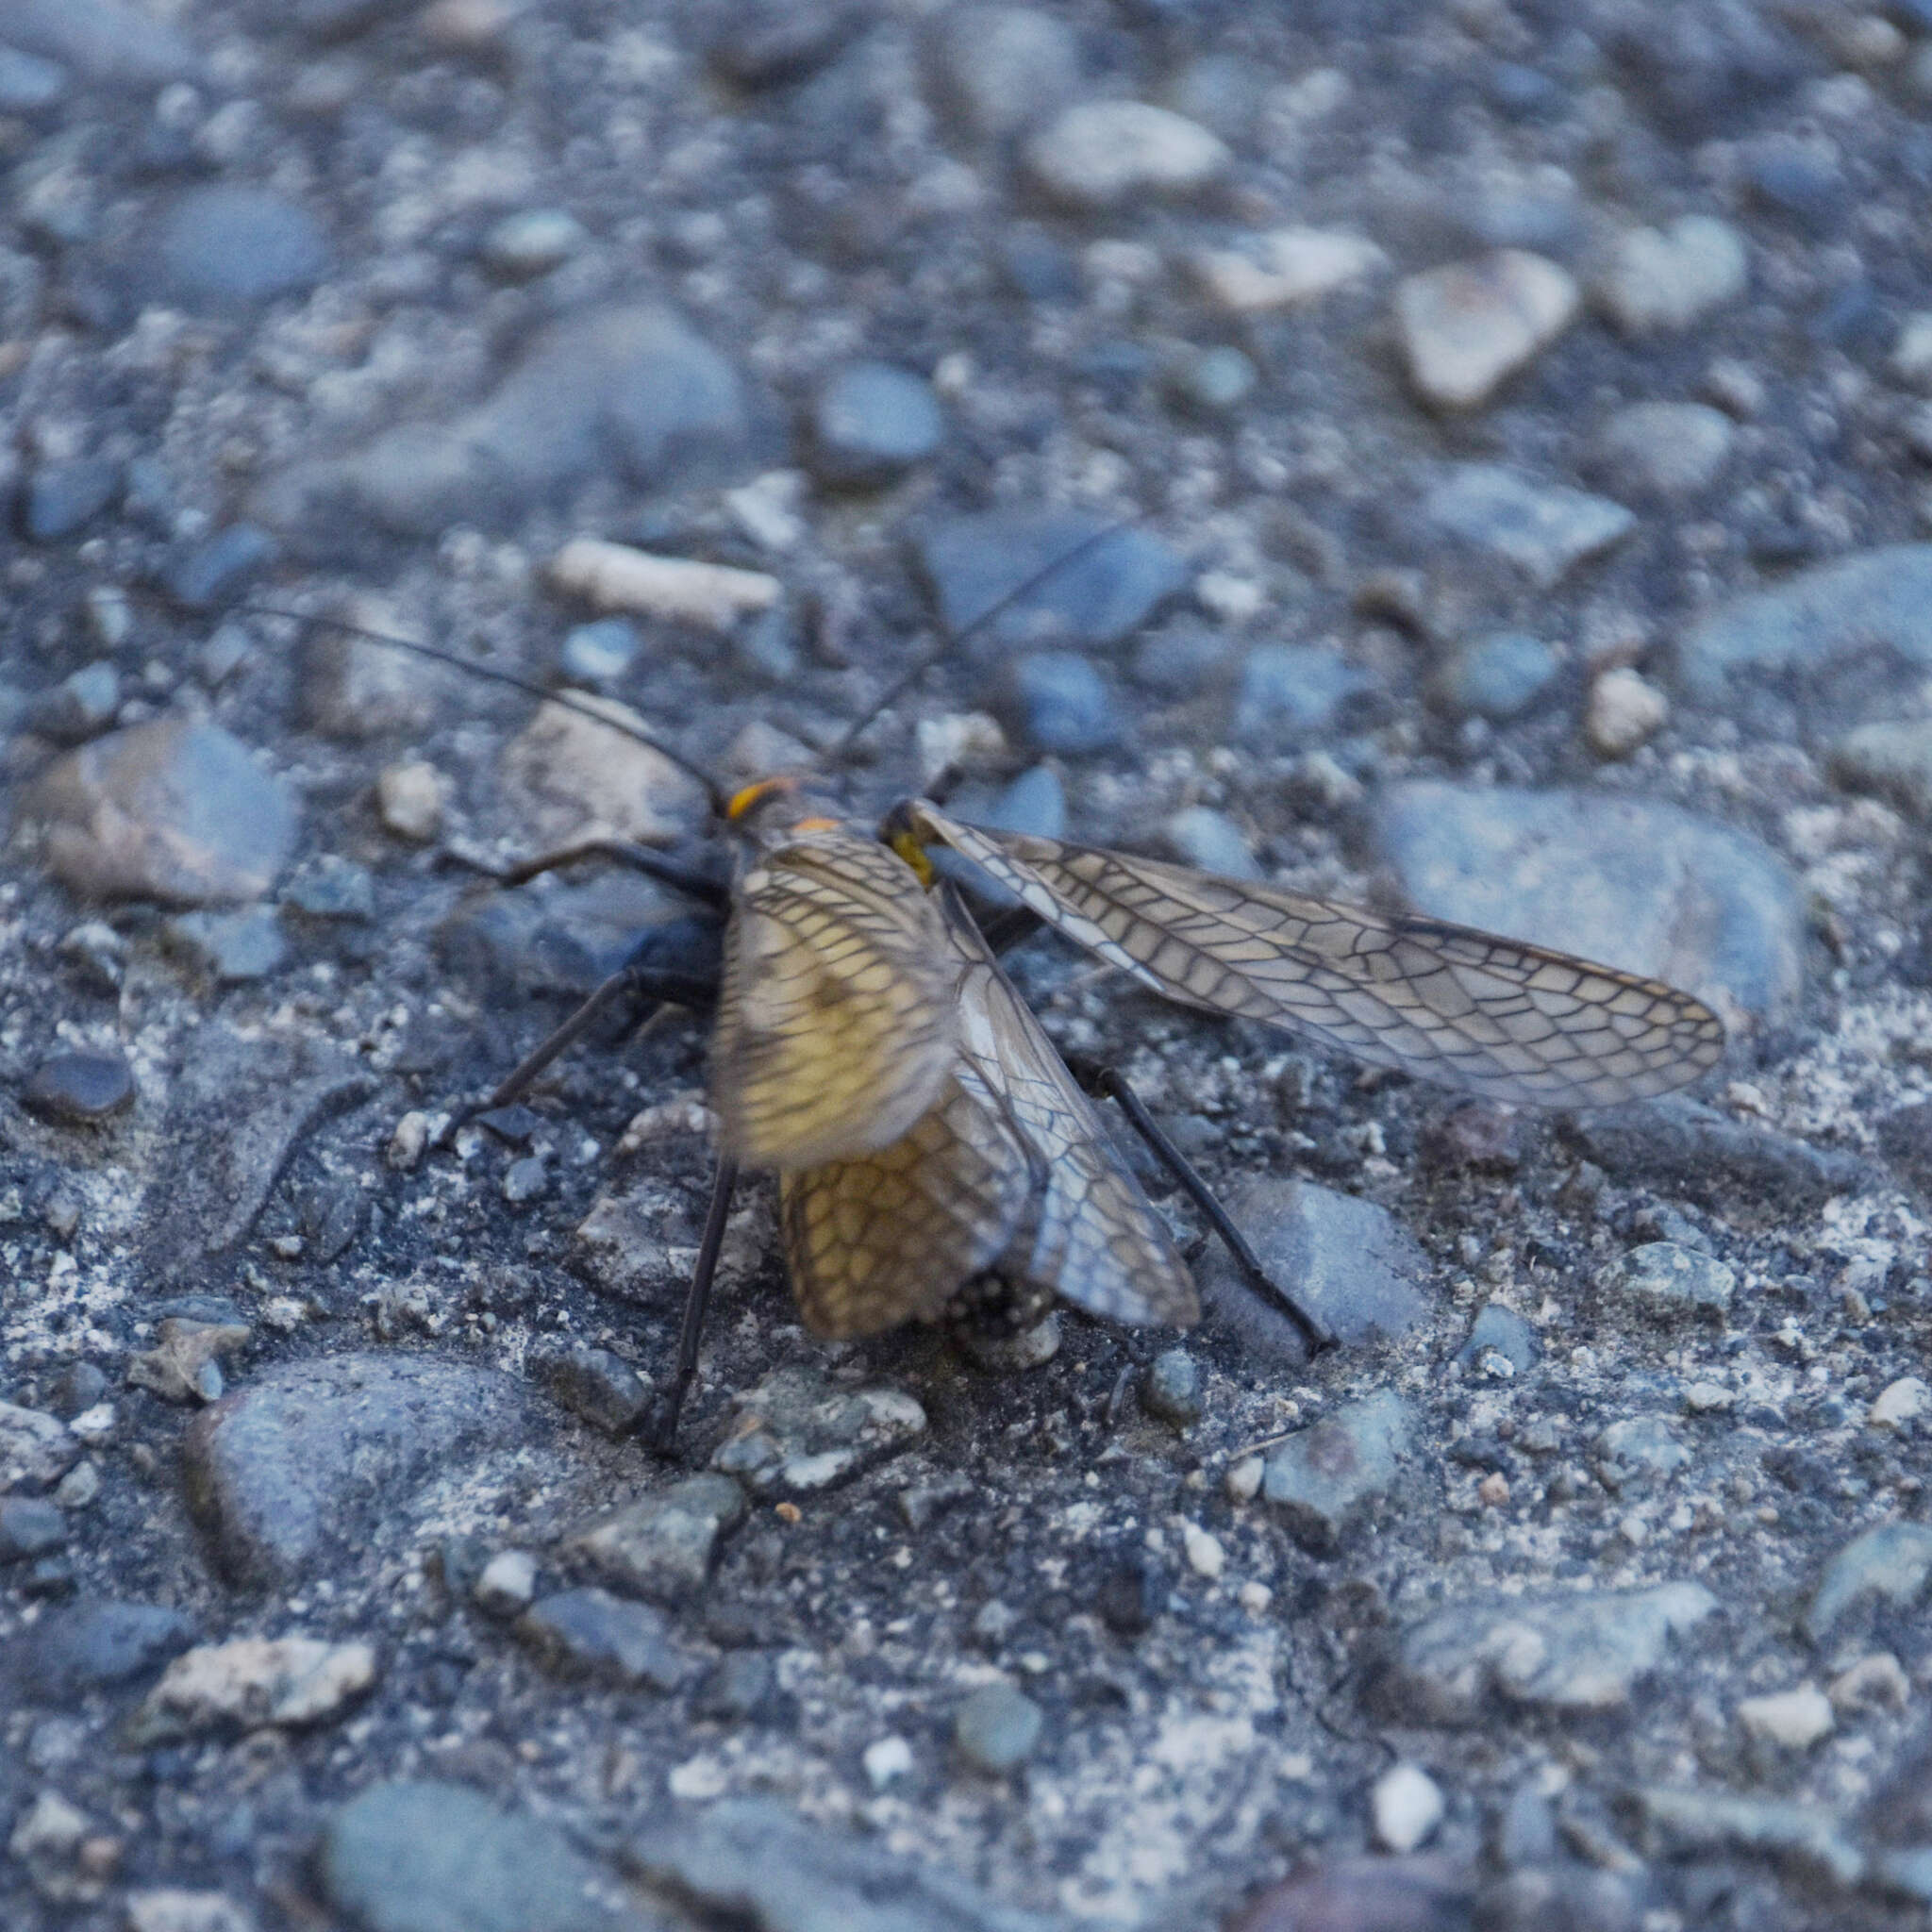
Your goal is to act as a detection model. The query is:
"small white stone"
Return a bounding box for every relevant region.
[500,692,708,849]
[1189,227,1387,316]
[126,1891,257,1932]
[863,1734,914,1790]
[667,1755,729,1800]
[1372,1762,1445,1853]
[1394,249,1578,409]
[387,1111,430,1173]
[1224,1455,1264,1503]
[1585,667,1669,758]
[1869,1376,1930,1430]
[473,1548,537,1618]
[1024,100,1228,208]
[1182,1524,1224,1579]
[67,1402,115,1447]
[549,539,780,630]
[1594,216,1748,338]
[1682,1381,1735,1414]
[375,760,447,842]
[1829,1652,1910,1716]
[1738,1685,1835,1752]
[1891,312,1932,390]
[52,1459,98,1509]
[1238,1581,1273,1615]
[131,1637,377,1741]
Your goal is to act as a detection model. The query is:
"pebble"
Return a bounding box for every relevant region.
[322,1780,641,1932]
[954,1682,1044,1773]
[22,457,120,541]
[517,1587,690,1690]
[52,1461,96,1510]
[1388,1582,1719,1724]
[1628,1788,1863,1894]
[558,616,641,688]
[0,1400,80,1495]
[1603,1242,1737,1323]
[1679,543,1932,698]
[1094,1553,1163,1636]
[863,1734,913,1790]
[1373,1764,1445,1854]
[498,693,708,850]
[3,1599,196,1704]
[1232,643,1375,745]
[550,539,780,631]
[1872,1377,1932,1431]
[24,718,296,906]
[1374,780,1802,1024]
[1424,463,1635,589]
[375,760,447,842]
[183,1352,546,1588]
[24,1050,135,1124]
[706,0,862,88]
[1141,1347,1202,1426]
[48,1363,108,1420]
[528,1340,652,1436]
[1200,1177,1430,1365]
[0,47,68,112]
[918,508,1188,655]
[501,1155,547,1204]
[0,1495,68,1562]
[479,208,586,279]
[807,361,944,488]
[569,1473,746,1605]
[1024,101,1228,209]
[1572,1099,1864,1210]
[1584,667,1669,758]
[1394,250,1578,409]
[1429,632,1558,722]
[31,661,120,743]
[127,1635,378,1743]
[1592,1416,1690,1491]
[1806,1522,1932,1644]
[1829,719,1932,820]
[126,1317,252,1404]
[125,1893,256,1932]
[1188,226,1386,315]
[1739,1685,1835,1753]
[1262,1389,1413,1550]
[1828,1652,1909,1716]
[927,5,1081,142]
[998,651,1121,753]
[711,1368,927,1493]
[160,525,277,612]
[142,186,328,314]
[1160,806,1258,880]
[1592,399,1735,500]
[473,1549,538,1619]
[163,906,289,984]
[1181,1524,1224,1579]
[1455,1303,1540,1376]
[1593,216,1749,337]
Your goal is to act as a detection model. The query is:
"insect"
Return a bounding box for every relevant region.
[224,535,1727,1448]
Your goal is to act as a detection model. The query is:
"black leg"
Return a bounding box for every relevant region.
[974,903,1042,958]
[466,837,730,911]
[483,967,656,1111]
[1079,1063,1338,1354]
[647,1155,739,1455]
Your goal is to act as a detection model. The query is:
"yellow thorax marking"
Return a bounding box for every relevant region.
[888,827,936,889]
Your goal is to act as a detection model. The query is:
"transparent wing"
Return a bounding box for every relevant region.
[944,889,1198,1327]
[909,804,1725,1110]
[712,825,959,1170]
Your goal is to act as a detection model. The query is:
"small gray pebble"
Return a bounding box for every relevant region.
[1430,633,1558,723]
[1141,1348,1203,1426]
[48,1362,108,1418]
[502,1158,548,1206]
[161,524,276,611]
[1000,652,1121,754]
[808,362,944,488]
[1166,344,1257,416]
[954,1683,1043,1774]
[480,208,587,279]
[0,1496,69,1563]
[559,616,641,687]
[22,458,119,542]
[24,1051,136,1124]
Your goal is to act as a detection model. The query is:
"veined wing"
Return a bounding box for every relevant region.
[942,887,1198,1326]
[908,804,1724,1110]
[712,824,959,1170]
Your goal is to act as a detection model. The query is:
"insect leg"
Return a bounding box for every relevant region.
[647,1154,740,1455]
[973,904,1043,957]
[1076,1062,1338,1354]
[490,838,730,910]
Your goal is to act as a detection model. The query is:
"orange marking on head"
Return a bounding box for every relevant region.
[792,814,840,832]
[725,775,798,821]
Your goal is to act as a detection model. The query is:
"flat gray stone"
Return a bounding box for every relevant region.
[1590,401,1735,499]
[1828,718,1932,819]
[1630,1788,1863,1891]
[0,0,195,87]
[1602,1241,1736,1322]
[142,187,328,315]
[1198,1177,1430,1366]
[3,1600,196,1705]
[1024,100,1227,209]
[1593,216,1748,337]
[1395,250,1578,409]
[1424,464,1634,589]
[1262,1388,1413,1549]
[1372,781,1804,1025]
[1678,545,1932,698]
[1386,1582,1719,1724]
[1567,1100,1866,1209]
[710,1368,927,1495]
[1455,1303,1540,1375]
[516,1589,691,1690]
[625,1796,1069,1932]
[22,718,297,907]
[322,1781,664,1932]
[1591,1415,1690,1491]
[0,1402,78,1494]
[1805,1522,1932,1645]
[955,1683,1045,1774]
[927,5,1082,142]
[1429,631,1559,723]
[183,1353,546,1589]
[568,1474,747,1605]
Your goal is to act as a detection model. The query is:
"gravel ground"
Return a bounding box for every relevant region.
[3,1,1932,1928]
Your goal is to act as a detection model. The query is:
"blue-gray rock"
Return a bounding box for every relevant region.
[1630,1788,1864,1892]
[22,457,118,541]
[144,187,329,314]
[1592,1416,1690,1491]
[0,1402,78,1496]
[955,1682,1045,1773]
[0,1495,67,1562]
[322,1781,656,1932]
[24,1050,135,1123]
[625,1797,1069,1932]
[559,616,641,687]
[999,652,1121,753]
[692,1648,778,1723]
[808,361,944,487]
[927,4,1082,142]
[1828,719,1932,820]
[0,0,194,86]
[1455,1303,1540,1375]
[1159,806,1259,879]
[24,717,297,905]
[0,46,68,110]
[479,208,587,279]
[1262,1388,1413,1549]
[983,763,1066,839]
[706,0,864,88]
[1424,463,1635,589]
[1386,1582,1719,1724]
[162,906,289,984]
[31,660,119,742]
[1234,642,1376,744]
[1141,1347,1202,1426]
[1567,1101,1866,1210]
[48,1362,107,1418]
[1742,136,1845,235]
[517,1588,691,1690]
[183,1353,545,1588]
[160,524,276,610]
[1129,624,1239,694]
[281,856,375,923]
[1165,344,1257,416]
[918,509,1188,655]
[1805,1523,1932,1645]
[1373,780,1803,1025]
[1677,545,1932,699]
[568,1474,746,1604]
[528,1340,652,1436]
[1602,1241,1735,1322]
[1589,401,1734,500]
[1238,1860,1476,1932]
[1430,631,1559,721]
[2,1599,195,1704]
[1200,1176,1431,1365]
